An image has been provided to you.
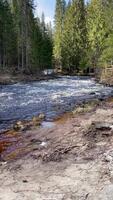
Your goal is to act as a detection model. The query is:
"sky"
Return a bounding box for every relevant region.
[34,0,68,25]
[34,0,88,25]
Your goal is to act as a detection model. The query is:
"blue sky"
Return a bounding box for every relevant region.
[34,0,69,24]
[34,0,88,25]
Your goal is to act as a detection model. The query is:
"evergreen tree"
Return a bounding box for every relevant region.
[53,0,66,69]
[98,0,113,66]
[7,0,53,74]
[62,0,87,72]
[0,0,17,69]
[87,0,106,68]
[31,15,53,72]
[10,0,35,73]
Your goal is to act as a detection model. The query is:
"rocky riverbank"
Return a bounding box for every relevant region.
[1,98,113,199]
[0,73,58,85]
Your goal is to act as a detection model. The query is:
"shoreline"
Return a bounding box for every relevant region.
[0,97,111,161]
[0,73,59,85]
[1,97,113,199]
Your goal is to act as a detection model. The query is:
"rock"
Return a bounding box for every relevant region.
[92,122,113,131]
[13,121,27,131]
[40,141,47,147]
[32,117,41,126]
[104,151,113,162]
[104,154,113,162]
[38,113,45,120]
[90,92,96,95]
[22,180,28,183]
[32,113,45,126]
[30,139,41,144]
[13,114,46,131]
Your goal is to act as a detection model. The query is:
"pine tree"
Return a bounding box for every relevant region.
[0,0,53,74]
[11,0,35,73]
[31,15,53,72]
[0,0,17,69]
[87,0,106,68]
[98,0,113,66]
[53,0,66,69]
[62,0,87,72]
[40,13,53,70]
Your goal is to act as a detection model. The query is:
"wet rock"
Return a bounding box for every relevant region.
[38,113,45,120]
[32,117,41,126]
[13,121,28,131]
[32,113,45,126]
[90,92,96,95]
[13,114,46,131]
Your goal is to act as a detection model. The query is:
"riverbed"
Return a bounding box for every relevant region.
[0,76,113,131]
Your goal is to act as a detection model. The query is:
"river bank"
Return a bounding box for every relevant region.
[0,72,59,85]
[1,98,113,199]
[1,76,113,132]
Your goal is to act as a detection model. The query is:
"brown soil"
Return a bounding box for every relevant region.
[1,99,113,199]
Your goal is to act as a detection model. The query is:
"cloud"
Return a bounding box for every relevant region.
[34,0,54,25]
[45,17,54,26]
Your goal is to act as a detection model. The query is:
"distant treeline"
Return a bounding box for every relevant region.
[0,0,53,74]
[54,0,113,73]
[1,0,113,75]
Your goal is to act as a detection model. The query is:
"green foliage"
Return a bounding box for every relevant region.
[31,16,53,72]
[0,0,17,69]
[99,34,113,66]
[54,0,87,72]
[87,0,113,68]
[87,0,106,67]
[53,0,66,67]
[0,0,53,74]
[2,0,113,75]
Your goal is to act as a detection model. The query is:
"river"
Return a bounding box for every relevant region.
[0,76,113,131]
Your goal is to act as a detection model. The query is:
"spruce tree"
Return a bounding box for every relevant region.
[98,0,113,65]
[0,0,17,69]
[53,0,66,69]
[87,0,106,68]
[62,0,87,72]
[0,0,53,74]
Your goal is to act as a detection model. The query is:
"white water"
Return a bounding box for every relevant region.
[0,76,113,131]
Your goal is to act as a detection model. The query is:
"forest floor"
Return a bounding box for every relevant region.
[1,99,113,199]
[0,73,58,85]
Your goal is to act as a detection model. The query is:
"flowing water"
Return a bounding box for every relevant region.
[0,76,113,131]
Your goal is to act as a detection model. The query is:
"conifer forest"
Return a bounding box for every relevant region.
[1,0,113,74]
[1,1,113,199]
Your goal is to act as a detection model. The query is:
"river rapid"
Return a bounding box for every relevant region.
[0,76,113,131]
